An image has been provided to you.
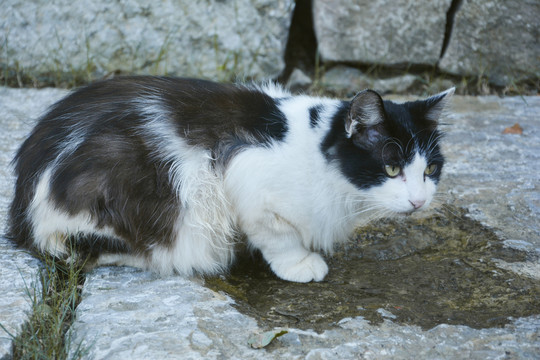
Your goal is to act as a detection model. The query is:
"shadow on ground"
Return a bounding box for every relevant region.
[205,206,540,332]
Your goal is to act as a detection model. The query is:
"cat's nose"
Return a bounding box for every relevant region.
[409,199,426,210]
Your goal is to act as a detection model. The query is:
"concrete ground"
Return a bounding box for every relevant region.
[1,88,538,359]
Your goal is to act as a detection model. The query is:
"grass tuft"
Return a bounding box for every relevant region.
[2,254,88,360]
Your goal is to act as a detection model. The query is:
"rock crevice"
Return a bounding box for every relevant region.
[439,0,463,59]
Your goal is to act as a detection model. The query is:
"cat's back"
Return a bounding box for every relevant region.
[29,76,286,133]
[13,77,294,176]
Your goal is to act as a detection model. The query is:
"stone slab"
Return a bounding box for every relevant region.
[313,0,452,65]
[66,267,264,359]
[1,0,294,81]
[439,96,540,246]
[0,88,67,359]
[439,0,540,86]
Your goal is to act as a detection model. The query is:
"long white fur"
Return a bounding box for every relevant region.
[27,84,442,282]
[132,96,237,275]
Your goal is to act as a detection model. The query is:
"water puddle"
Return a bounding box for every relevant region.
[205,206,540,331]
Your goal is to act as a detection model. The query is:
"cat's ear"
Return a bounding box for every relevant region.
[424,87,455,122]
[346,89,386,137]
[346,90,386,149]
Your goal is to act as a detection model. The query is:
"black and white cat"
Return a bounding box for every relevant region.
[9,77,453,282]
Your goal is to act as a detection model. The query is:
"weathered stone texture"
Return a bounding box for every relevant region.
[66,267,264,359]
[313,0,452,65]
[320,65,418,96]
[439,0,540,86]
[1,0,294,81]
[0,88,67,359]
[2,0,537,87]
[438,95,540,243]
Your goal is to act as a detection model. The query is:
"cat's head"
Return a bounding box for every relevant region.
[326,87,454,215]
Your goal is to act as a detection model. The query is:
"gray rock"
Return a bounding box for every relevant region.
[1,0,294,81]
[66,267,265,359]
[313,0,452,65]
[0,87,67,359]
[320,65,418,95]
[286,68,313,92]
[319,66,371,96]
[439,0,540,86]
[437,95,540,245]
[372,74,417,94]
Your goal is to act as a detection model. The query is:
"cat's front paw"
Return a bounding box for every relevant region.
[270,252,329,283]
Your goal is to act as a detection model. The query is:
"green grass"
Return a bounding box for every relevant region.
[1,255,88,360]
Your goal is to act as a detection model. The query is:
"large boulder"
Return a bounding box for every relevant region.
[439,0,540,86]
[1,0,294,82]
[312,0,452,66]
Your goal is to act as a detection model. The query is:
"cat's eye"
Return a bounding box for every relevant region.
[384,165,401,177]
[424,164,437,175]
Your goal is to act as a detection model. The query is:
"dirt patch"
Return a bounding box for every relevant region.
[205,206,540,332]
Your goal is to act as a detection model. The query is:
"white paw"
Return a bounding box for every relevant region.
[270,252,329,283]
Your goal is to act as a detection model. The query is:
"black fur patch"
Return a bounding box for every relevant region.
[322,98,444,189]
[309,105,324,128]
[133,77,289,148]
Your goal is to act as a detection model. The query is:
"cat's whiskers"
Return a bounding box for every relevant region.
[357,208,394,223]
[327,192,381,208]
[430,191,448,203]
[343,203,392,222]
[426,130,445,157]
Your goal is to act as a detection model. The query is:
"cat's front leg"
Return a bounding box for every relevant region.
[246,215,328,283]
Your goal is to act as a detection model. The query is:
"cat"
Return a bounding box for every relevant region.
[9,76,453,282]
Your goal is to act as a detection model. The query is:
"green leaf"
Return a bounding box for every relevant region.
[247,329,288,349]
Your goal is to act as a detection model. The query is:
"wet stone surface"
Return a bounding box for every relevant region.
[206,206,540,332]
